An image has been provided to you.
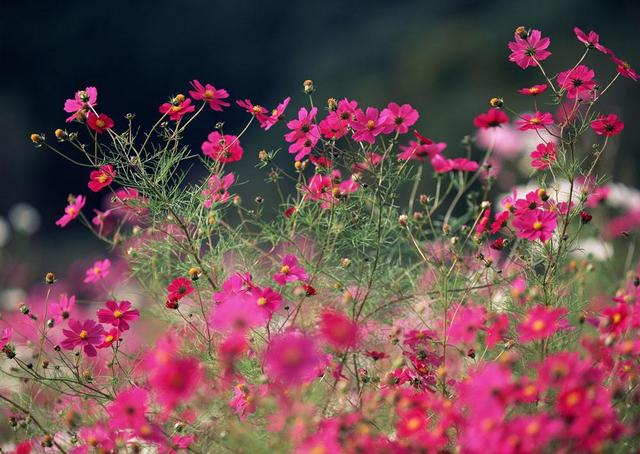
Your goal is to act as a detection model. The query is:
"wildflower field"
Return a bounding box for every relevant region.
[2,25,640,452]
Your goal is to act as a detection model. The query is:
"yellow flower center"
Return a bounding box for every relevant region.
[406,417,422,431]
[280,265,290,274]
[251,105,263,114]
[565,391,581,407]
[612,313,622,324]
[529,87,539,94]
[113,310,123,319]
[79,330,89,340]
[93,267,102,274]
[104,335,114,343]
[204,89,214,98]
[171,105,182,112]
[366,119,376,130]
[533,221,543,231]
[97,173,109,183]
[526,421,540,435]
[256,297,268,306]
[95,119,106,128]
[532,320,546,331]
[530,117,540,124]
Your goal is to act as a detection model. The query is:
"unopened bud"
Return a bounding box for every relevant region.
[174,94,185,103]
[54,129,66,140]
[489,97,504,108]
[398,214,409,226]
[30,133,44,145]
[340,258,351,268]
[258,149,269,162]
[45,272,56,284]
[188,267,201,280]
[327,98,338,111]
[303,80,314,94]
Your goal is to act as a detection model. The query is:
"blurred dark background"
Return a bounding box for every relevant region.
[1,0,639,283]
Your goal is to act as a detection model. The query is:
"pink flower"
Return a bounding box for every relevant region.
[319,98,358,139]
[508,29,551,69]
[272,254,308,285]
[50,293,75,324]
[98,328,120,349]
[319,310,359,349]
[167,276,194,303]
[107,386,149,431]
[188,80,230,111]
[88,165,115,192]
[201,131,243,163]
[55,195,85,227]
[352,107,385,144]
[61,319,105,356]
[398,138,446,161]
[159,97,196,121]
[148,354,202,413]
[250,286,282,317]
[519,305,568,342]
[530,142,557,170]
[87,112,114,133]
[486,314,509,348]
[97,300,139,332]
[380,102,419,134]
[261,97,291,130]
[591,114,624,137]
[573,27,609,54]
[285,107,320,161]
[609,54,638,81]
[202,172,235,208]
[64,86,98,122]
[209,291,268,332]
[512,209,557,242]
[600,302,629,335]
[516,111,554,130]
[518,84,548,95]
[430,153,453,173]
[236,98,269,120]
[473,108,509,129]
[264,330,324,384]
[84,258,111,284]
[450,158,479,172]
[557,65,596,99]
[0,327,12,351]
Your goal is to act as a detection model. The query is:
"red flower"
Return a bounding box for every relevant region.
[319,310,359,349]
[88,164,115,192]
[508,29,551,69]
[557,65,596,99]
[87,112,114,133]
[609,54,638,81]
[591,114,624,137]
[167,277,194,302]
[473,108,509,129]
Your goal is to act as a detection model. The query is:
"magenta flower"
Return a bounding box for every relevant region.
[147,353,203,413]
[202,172,235,208]
[84,258,111,284]
[473,108,509,129]
[285,107,320,161]
[236,98,269,120]
[352,107,384,144]
[250,286,282,317]
[398,140,446,161]
[518,84,548,96]
[530,142,557,170]
[61,319,105,356]
[50,293,76,324]
[573,27,609,54]
[107,386,149,431]
[87,112,114,133]
[380,102,419,134]
[557,65,596,99]
[264,330,324,385]
[55,195,86,228]
[508,29,551,69]
[609,54,638,81]
[159,97,196,121]
[262,97,291,130]
[450,158,479,172]
[88,164,115,192]
[516,112,554,131]
[201,131,243,163]
[97,300,139,332]
[188,80,230,111]
[0,327,12,351]
[319,310,359,350]
[519,305,568,343]
[272,254,308,286]
[209,292,268,332]
[64,86,98,122]
[512,209,557,242]
[430,153,454,173]
[591,114,624,137]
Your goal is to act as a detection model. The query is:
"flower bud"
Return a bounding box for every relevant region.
[30,133,44,144]
[580,210,592,224]
[340,258,351,268]
[489,98,504,108]
[514,26,528,38]
[480,201,491,209]
[327,98,338,111]
[258,149,269,162]
[45,272,56,285]
[419,194,430,205]
[537,188,549,202]
[81,370,92,382]
[47,319,55,329]
[398,214,408,227]
[188,267,201,280]
[174,94,186,103]
[303,80,314,94]
[54,129,66,140]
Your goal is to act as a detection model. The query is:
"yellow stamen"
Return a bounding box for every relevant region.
[79,330,89,340]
